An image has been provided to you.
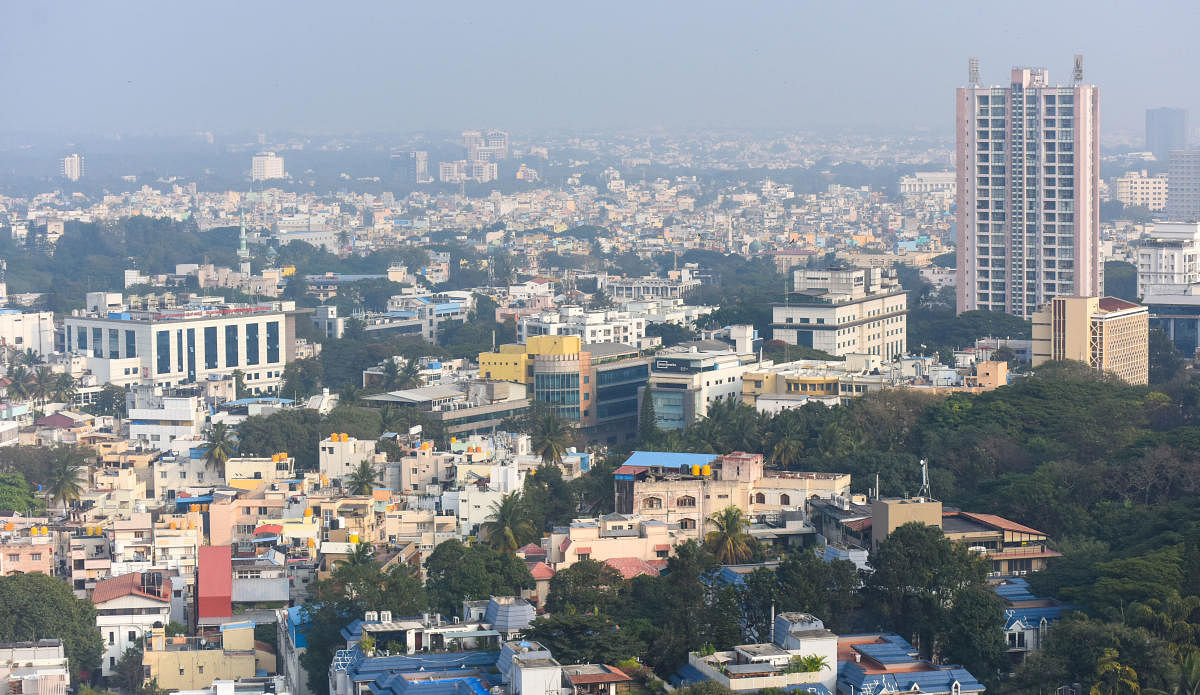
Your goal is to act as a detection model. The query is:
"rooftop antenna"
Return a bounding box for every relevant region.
[968,57,980,85]
[875,472,880,500]
[918,459,931,499]
[1073,54,1084,83]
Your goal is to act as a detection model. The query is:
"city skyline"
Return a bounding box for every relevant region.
[2,1,1199,136]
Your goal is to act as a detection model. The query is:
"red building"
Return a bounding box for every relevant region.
[196,545,232,624]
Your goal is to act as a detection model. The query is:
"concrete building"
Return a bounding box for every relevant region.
[898,171,956,195]
[92,571,172,676]
[60,154,84,182]
[642,350,759,431]
[771,267,907,359]
[1137,222,1200,297]
[142,623,259,691]
[363,380,530,437]
[64,300,295,394]
[517,307,647,347]
[685,613,837,692]
[251,153,286,182]
[479,336,649,442]
[126,386,206,450]
[1115,170,1169,211]
[602,267,702,300]
[1168,149,1200,222]
[0,310,55,357]
[318,434,383,486]
[1147,107,1188,163]
[1032,296,1149,384]
[542,513,688,573]
[614,451,850,539]
[0,640,70,695]
[956,60,1101,317]
[0,527,55,576]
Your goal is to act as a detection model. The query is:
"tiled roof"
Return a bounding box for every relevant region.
[527,561,555,580]
[955,511,1047,537]
[92,572,171,605]
[604,557,660,579]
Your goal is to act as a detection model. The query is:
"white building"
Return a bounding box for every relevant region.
[318,434,383,486]
[644,350,759,430]
[64,300,295,394]
[126,386,206,450]
[898,171,956,195]
[251,152,286,181]
[1137,222,1200,298]
[602,267,702,300]
[61,154,84,182]
[956,61,1102,317]
[771,267,908,359]
[0,310,56,357]
[0,639,70,695]
[518,307,647,346]
[92,571,172,676]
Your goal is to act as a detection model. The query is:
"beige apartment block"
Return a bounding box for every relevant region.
[1032,296,1149,384]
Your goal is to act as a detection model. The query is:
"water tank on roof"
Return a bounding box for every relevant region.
[691,465,701,476]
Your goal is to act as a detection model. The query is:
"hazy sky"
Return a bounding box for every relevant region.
[2,1,1197,136]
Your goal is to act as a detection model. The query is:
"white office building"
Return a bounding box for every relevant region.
[318,434,384,486]
[251,152,286,181]
[64,300,295,394]
[772,267,908,359]
[643,350,759,430]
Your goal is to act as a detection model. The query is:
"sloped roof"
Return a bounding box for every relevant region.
[604,557,661,579]
[527,561,555,580]
[955,511,1046,537]
[92,572,171,605]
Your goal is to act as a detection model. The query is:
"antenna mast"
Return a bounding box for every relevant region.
[1073,54,1084,83]
[918,459,931,499]
[968,57,980,85]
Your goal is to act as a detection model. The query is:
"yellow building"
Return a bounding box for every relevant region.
[143,623,260,691]
[871,498,942,549]
[477,335,582,384]
[1032,296,1149,385]
[1115,170,1169,211]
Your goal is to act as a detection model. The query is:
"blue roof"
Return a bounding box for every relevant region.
[351,651,500,680]
[838,662,985,694]
[622,451,720,469]
[784,686,832,695]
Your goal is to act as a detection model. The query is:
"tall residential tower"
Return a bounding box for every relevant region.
[955,57,1100,318]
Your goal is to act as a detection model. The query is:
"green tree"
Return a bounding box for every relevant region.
[1149,328,1185,384]
[1091,648,1141,695]
[113,645,145,694]
[0,573,103,680]
[522,613,643,665]
[522,463,575,533]
[638,389,661,444]
[704,506,754,565]
[531,412,572,464]
[345,460,380,496]
[423,540,534,618]
[482,492,536,554]
[545,558,627,615]
[201,422,236,477]
[0,472,44,514]
[91,384,128,418]
[281,359,324,399]
[45,446,88,509]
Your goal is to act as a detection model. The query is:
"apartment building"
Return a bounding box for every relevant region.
[126,386,206,450]
[613,451,850,539]
[0,527,54,576]
[142,623,258,691]
[772,267,907,359]
[318,434,382,485]
[1115,170,1169,211]
[1168,149,1200,222]
[0,310,55,357]
[956,60,1101,317]
[601,267,702,300]
[898,171,956,195]
[64,299,296,394]
[517,307,647,347]
[251,152,285,181]
[1032,295,1149,384]
[0,640,70,695]
[542,513,688,573]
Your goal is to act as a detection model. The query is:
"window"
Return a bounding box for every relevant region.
[126,330,137,358]
[30,553,41,561]
[266,321,280,363]
[109,632,115,646]
[679,518,697,530]
[225,325,239,367]
[156,330,171,374]
[246,323,260,365]
[677,495,696,508]
[92,328,103,357]
[642,497,662,510]
[7,554,18,562]
[576,554,590,562]
[779,494,791,506]
[754,492,766,504]
[204,326,218,369]
[128,630,137,642]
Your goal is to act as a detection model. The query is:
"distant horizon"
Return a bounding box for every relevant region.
[3,2,1198,137]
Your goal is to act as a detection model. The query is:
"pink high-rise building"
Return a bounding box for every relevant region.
[955,58,1100,318]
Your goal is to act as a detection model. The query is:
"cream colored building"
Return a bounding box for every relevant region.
[1032,296,1149,384]
[772,267,907,359]
[871,498,942,549]
[143,623,259,691]
[615,452,850,539]
[543,513,688,571]
[318,434,383,485]
[1116,170,1169,211]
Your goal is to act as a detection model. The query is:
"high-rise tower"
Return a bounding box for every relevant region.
[955,57,1100,318]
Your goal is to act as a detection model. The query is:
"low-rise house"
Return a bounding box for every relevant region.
[682,613,837,692]
[835,633,985,695]
[993,577,1073,666]
[543,513,686,573]
[92,571,172,677]
[142,622,259,691]
[0,526,54,576]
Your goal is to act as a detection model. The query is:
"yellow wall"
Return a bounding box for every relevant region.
[871,498,942,549]
[478,335,582,384]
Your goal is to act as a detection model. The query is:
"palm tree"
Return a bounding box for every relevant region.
[51,373,77,405]
[379,359,401,390]
[705,505,754,565]
[1180,651,1200,695]
[785,654,830,674]
[202,423,236,478]
[19,349,43,367]
[337,542,375,569]
[482,492,535,554]
[5,366,31,401]
[531,412,572,464]
[1090,648,1140,695]
[46,446,88,510]
[30,367,55,408]
[397,357,423,390]
[346,460,381,495]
